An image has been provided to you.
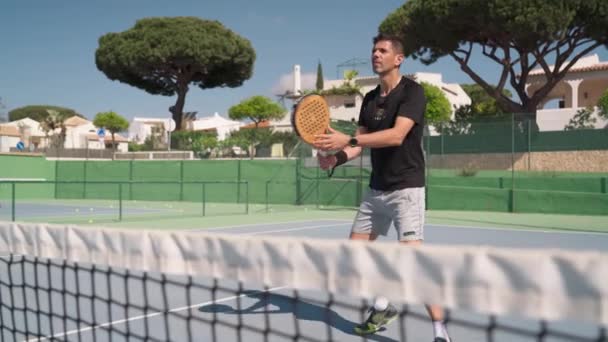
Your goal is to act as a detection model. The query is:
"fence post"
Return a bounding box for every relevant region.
[527,119,531,171]
[11,182,16,222]
[118,183,123,221]
[511,113,516,212]
[129,159,134,201]
[295,157,301,205]
[83,160,88,199]
[602,177,607,194]
[265,181,270,213]
[245,181,249,215]
[179,160,184,201]
[237,159,241,203]
[202,183,206,216]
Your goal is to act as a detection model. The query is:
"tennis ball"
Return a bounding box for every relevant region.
[75,208,79,213]
[88,219,94,223]
[89,208,94,211]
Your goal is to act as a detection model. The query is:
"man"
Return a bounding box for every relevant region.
[313,33,451,342]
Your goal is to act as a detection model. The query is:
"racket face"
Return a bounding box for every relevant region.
[291,95,330,145]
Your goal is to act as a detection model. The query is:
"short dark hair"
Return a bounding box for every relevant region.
[373,33,404,54]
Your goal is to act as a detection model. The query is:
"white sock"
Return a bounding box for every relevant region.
[433,320,450,341]
[373,296,389,311]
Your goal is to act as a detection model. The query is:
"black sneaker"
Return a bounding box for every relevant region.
[354,304,399,335]
[433,338,450,342]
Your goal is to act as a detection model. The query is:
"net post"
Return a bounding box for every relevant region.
[11,181,16,222]
[601,177,607,194]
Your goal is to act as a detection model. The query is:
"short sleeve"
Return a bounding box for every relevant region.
[358,91,374,127]
[397,84,426,124]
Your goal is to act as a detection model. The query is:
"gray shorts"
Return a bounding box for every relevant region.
[351,187,425,241]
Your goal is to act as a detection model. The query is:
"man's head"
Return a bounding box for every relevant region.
[371,34,404,76]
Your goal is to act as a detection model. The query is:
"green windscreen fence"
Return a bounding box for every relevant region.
[2,114,607,219]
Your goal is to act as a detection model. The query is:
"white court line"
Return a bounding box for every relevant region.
[426,223,608,236]
[25,285,288,342]
[188,219,350,231]
[245,223,349,236]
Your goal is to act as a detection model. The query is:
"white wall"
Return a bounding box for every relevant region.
[537,107,608,131]
[0,136,20,152]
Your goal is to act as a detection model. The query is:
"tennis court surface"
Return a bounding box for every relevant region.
[1,215,607,342]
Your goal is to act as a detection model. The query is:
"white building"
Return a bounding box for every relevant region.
[526,54,608,131]
[270,65,471,131]
[189,112,243,140]
[128,117,174,145]
[0,125,21,152]
[64,116,128,152]
[0,117,49,151]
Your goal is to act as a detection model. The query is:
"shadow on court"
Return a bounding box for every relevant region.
[198,290,399,342]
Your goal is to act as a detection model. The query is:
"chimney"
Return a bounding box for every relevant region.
[293,65,301,95]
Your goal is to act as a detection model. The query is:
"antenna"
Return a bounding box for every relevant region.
[336,58,369,79]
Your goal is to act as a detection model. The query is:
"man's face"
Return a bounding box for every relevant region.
[371,40,404,75]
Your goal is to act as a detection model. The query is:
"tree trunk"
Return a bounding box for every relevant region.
[170,84,189,131]
[111,132,116,160]
[250,122,259,160]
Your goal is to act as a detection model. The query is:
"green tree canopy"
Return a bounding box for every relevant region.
[421,82,451,125]
[95,17,256,130]
[0,97,6,123]
[564,108,597,130]
[380,0,608,118]
[9,105,84,122]
[228,96,285,126]
[316,61,324,91]
[228,96,285,158]
[93,111,130,151]
[460,84,512,117]
[598,88,608,120]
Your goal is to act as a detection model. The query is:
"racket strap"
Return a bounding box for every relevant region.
[327,150,347,178]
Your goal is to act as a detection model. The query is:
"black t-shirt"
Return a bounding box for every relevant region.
[358,76,426,191]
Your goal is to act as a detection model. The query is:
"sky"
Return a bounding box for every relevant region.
[1,0,607,121]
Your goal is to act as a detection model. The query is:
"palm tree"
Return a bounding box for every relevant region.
[39,110,67,149]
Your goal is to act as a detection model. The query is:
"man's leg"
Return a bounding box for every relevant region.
[401,240,451,342]
[352,231,400,335]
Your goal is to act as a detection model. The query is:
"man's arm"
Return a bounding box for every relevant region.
[355,116,415,148]
[314,117,415,151]
[318,127,365,170]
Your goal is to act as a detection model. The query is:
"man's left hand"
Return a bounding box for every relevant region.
[313,127,350,151]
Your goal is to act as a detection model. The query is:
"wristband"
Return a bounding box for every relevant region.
[334,150,348,167]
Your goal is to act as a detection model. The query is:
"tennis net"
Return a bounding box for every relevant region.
[0,221,606,341]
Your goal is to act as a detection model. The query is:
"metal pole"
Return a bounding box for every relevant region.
[202,183,206,216]
[119,183,123,221]
[265,181,270,213]
[245,181,249,215]
[11,182,16,222]
[510,114,515,213]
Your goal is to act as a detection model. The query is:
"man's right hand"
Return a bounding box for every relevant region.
[318,153,337,170]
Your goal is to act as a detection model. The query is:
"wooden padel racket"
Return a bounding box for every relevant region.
[291,94,335,177]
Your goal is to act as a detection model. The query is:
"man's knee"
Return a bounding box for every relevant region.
[350,232,378,241]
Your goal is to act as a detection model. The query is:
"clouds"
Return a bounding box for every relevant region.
[271,72,317,95]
